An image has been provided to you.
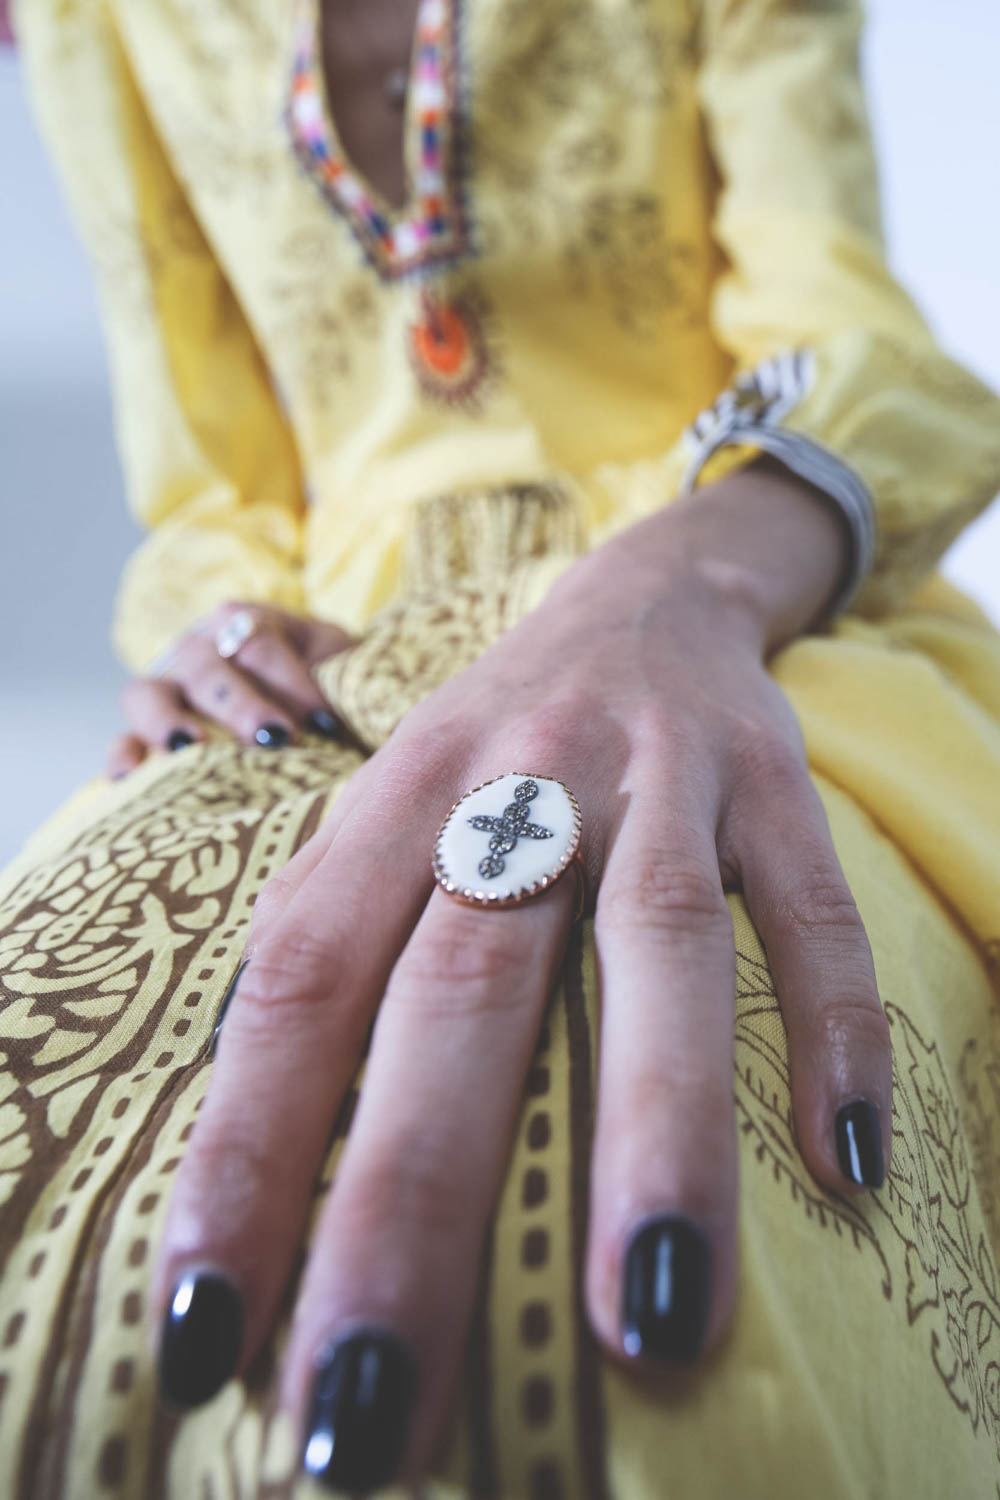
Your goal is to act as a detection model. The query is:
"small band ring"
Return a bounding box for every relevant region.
[433,773,584,911]
[215,608,261,660]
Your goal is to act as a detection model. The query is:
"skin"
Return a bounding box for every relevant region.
[107,608,354,775]
[134,457,893,1482]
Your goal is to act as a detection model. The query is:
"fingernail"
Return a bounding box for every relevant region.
[158,1271,244,1409]
[303,708,344,740]
[210,959,249,1058]
[303,1328,418,1493]
[255,723,291,749]
[167,729,194,752]
[622,1214,712,1364]
[835,1098,884,1188]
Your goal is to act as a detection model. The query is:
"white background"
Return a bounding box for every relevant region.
[1,0,998,862]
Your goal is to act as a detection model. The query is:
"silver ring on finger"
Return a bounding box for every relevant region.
[215,608,262,660]
[433,772,585,915]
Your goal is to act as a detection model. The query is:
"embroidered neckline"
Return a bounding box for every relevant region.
[286,0,472,281]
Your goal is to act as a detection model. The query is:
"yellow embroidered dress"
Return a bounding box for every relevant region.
[4,0,1000,1496]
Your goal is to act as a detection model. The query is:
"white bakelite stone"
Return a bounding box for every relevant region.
[434,773,581,906]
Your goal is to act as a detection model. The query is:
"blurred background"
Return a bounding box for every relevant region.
[1,0,999,863]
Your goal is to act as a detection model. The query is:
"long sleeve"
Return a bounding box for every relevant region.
[680,0,1000,621]
[15,0,306,672]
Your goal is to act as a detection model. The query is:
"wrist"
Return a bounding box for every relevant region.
[664,457,853,654]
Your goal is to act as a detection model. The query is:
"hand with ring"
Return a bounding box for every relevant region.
[150,463,893,1492]
[107,602,356,778]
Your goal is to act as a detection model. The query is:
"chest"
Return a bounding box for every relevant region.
[119,0,710,324]
[318,0,421,207]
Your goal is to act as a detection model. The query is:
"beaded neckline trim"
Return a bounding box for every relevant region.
[286,0,472,281]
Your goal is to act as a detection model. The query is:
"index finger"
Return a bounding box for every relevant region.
[150,807,433,1404]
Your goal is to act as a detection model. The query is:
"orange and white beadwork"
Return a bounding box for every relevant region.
[287,0,471,281]
[434,774,583,908]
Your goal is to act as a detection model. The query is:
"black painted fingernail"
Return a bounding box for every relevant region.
[303,707,344,740]
[835,1098,884,1188]
[210,959,249,1058]
[158,1271,244,1409]
[303,1329,418,1493]
[622,1214,712,1364]
[255,722,291,749]
[167,729,194,751]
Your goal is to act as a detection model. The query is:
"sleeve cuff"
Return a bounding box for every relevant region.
[679,350,878,625]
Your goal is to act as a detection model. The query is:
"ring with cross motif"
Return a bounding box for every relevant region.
[432,773,585,915]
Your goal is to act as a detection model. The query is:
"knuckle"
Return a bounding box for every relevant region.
[602,856,727,933]
[183,1134,276,1218]
[241,633,282,671]
[249,869,298,930]
[345,1145,469,1243]
[506,707,582,774]
[816,993,891,1058]
[732,727,804,794]
[394,920,525,1010]
[632,704,688,759]
[773,872,866,943]
[235,927,355,1023]
[373,731,475,832]
[383,723,462,795]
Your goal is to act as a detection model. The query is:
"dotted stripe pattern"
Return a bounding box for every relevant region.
[484,922,608,1500]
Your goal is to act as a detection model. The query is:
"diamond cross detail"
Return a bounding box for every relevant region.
[468,778,554,879]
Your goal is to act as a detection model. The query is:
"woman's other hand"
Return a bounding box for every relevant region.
[150,462,892,1491]
[107,603,355,777]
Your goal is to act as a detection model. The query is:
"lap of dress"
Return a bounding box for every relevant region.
[1,577,999,1500]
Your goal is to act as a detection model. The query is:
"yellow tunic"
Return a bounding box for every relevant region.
[3,0,1000,1496]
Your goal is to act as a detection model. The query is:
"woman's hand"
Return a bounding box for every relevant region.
[150,463,892,1491]
[107,603,355,777]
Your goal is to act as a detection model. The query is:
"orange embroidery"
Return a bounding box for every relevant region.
[413,298,469,375]
[407,289,496,407]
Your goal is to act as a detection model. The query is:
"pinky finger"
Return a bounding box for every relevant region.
[107,733,149,781]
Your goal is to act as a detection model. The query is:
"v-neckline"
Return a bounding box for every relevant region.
[287,0,473,281]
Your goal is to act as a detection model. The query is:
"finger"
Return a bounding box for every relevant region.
[233,624,345,733]
[299,617,357,668]
[169,635,299,747]
[242,822,337,951]
[723,746,892,1197]
[107,733,148,780]
[207,602,354,668]
[206,824,343,1057]
[120,678,206,752]
[283,878,576,1490]
[587,769,739,1372]
[150,793,437,1409]
[225,756,399,1013]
